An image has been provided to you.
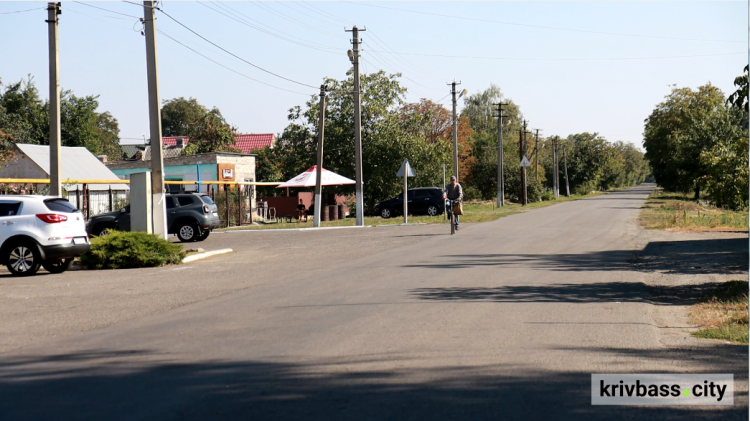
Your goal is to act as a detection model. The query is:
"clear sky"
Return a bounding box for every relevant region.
[1,1,747,150]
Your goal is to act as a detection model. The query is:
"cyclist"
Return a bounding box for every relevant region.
[443,175,463,231]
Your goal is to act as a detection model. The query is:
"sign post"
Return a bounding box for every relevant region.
[396,159,416,224]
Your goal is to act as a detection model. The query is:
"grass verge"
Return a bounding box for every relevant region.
[689,280,749,344]
[218,192,602,231]
[640,188,748,231]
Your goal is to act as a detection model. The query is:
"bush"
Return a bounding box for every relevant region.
[541,190,554,201]
[463,185,482,201]
[80,231,185,269]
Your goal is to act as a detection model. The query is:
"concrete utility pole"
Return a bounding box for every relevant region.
[313,85,327,228]
[143,1,166,238]
[553,136,560,199]
[563,143,571,197]
[534,129,541,179]
[448,81,461,181]
[346,26,365,226]
[521,121,528,206]
[495,103,508,207]
[47,2,61,197]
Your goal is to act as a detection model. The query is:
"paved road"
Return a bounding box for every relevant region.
[0,184,746,420]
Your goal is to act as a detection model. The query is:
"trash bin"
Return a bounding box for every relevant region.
[321,205,329,222]
[329,205,338,221]
[337,204,344,220]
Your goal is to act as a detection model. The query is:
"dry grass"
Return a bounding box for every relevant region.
[639,189,748,231]
[689,280,749,344]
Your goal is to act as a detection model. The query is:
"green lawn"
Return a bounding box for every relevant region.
[640,189,748,231]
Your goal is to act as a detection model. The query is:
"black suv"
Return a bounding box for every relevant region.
[86,193,221,242]
[373,187,445,219]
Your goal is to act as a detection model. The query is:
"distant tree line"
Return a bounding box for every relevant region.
[643,66,748,210]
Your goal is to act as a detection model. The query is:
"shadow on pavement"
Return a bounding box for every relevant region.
[0,350,744,421]
[403,238,747,276]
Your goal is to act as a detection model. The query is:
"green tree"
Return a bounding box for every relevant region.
[181,108,238,155]
[643,84,726,198]
[0,75,47,144]
[161,97,209,137]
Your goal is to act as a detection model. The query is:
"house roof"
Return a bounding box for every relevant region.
[234,134,274,153]
[143,145,185,161]
[121,144,146,160]
[14,144,128,191]
[158,134,274,154]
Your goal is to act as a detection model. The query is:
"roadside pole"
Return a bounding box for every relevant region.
[521,121,528,206]
[442,163,447,217]
[346,26,365,226]
[397,160,416,224]
[563,144,571,197]
[448,81,462,181]
[313,85,327,228]
[47,2,62,197]
[553,136,560,199]
[495,103,507,207]
[143,1,166,238]
[403,170,408,224]
[534,129,541,179]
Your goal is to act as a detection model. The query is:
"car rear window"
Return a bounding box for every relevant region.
[0,202,21,216]
[44,199,78,213]
[200,195,215,205]
[177,196,196,206]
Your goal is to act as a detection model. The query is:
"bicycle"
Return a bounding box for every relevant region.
[445,199,458,235]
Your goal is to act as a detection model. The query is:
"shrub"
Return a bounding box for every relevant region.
[80,231,186,269]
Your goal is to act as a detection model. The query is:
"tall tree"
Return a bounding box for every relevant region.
[161,97,209,137]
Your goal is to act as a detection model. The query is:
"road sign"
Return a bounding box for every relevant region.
[520,156,531,167]
[397,159,416,177]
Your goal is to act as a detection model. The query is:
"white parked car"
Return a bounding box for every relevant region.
[0,196,90,276]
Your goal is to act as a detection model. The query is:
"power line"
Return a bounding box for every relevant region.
[157,29,310,96]
[257,1,344,38]
[72,2,140,19]
[157,8,319,89]
[367,29,444,82]
[297,2,351,25]
[365,50,746,61]
[343,2,745,44]
[0,7,45,15]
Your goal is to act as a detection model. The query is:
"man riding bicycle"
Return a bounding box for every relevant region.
[443,175,463,231]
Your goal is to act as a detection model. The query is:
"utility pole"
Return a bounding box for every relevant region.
[47,2,61,197]
[495,103,508,207]
[521,120,528,206]
[563,143,571,197]
[553,136,560,199]
[143,1,166,238]
[346,26,365,226]
[448,81,461,181]
[534,129,541,179]
[313,85,327,227]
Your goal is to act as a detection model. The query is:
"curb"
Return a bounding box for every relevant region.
[183,248,233,263]
[219,225,373,233]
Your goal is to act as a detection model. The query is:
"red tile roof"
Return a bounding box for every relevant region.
[234,134,275,153]
[160,134,274,154]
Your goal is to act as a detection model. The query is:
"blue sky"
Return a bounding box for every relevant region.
[1,1,746,150]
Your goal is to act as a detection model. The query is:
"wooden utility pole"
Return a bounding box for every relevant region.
[534,129,541,179]
[495,103,508,207]
[553,136,560,199]
[520,121,528,206]
[346,26,365,226]
[313,85,327,228]
[143,1,166,238]
[47,2,62,197]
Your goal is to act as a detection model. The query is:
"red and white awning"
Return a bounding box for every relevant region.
[276,165,356,188]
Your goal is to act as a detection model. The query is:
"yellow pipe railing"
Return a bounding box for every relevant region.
[0,178,281,186]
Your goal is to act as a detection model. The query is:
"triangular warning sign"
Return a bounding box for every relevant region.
[520,156,531,167]
[396,159,416,177]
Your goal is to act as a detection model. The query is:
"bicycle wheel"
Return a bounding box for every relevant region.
[450,211,455,235]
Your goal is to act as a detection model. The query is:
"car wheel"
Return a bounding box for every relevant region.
[426,205,439,217]
[380,208,392,219]
[196,230,210,242]
[94,225,114,237]
[6,242,41,276]
[42,258,74,274]
[177,221,199,242]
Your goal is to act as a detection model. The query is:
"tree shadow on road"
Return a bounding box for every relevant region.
[0,349,745,421]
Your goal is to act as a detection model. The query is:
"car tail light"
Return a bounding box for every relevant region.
[203,205,210,214]
[36,214,68,223]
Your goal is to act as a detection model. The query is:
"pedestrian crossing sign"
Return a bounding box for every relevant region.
[520,156,531,167]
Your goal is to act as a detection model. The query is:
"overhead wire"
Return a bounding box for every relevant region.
[256,1,344,38]
[72,2,141,19]
[200,2,341,54]
[0,7,45,15]
[296,2,351,26]
[156,7,319,89]
[343,2,745,44]
[365,50,746,61]
[366,29,445,82]
[156,29,310,96]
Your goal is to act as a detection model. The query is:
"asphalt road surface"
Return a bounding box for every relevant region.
[0,184,746,420]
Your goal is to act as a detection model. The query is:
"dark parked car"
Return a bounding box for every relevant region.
[373,187,445,219]
[86,193,221,242]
